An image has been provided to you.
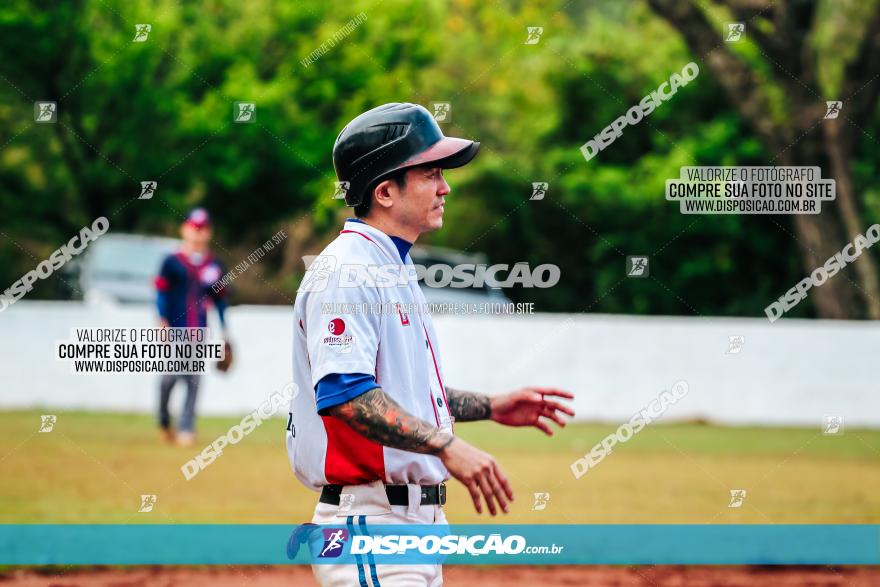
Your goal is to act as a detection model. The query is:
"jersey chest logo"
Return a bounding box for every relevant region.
[395,303,410,326]
[198,263,221,286]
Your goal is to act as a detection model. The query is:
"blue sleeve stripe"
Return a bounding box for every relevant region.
[315,373,378,414]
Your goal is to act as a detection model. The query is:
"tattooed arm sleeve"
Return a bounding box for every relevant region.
[327,387,455,454]
[445,387,492,422]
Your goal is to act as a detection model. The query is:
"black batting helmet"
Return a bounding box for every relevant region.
[332,103,480,207]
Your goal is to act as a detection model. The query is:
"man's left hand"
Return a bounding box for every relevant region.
[490,387,575,435]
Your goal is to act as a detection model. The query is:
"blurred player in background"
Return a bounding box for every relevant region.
[154,208,229,447]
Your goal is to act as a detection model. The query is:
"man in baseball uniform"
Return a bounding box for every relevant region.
[287,103,574,586]
[154,208,229,447]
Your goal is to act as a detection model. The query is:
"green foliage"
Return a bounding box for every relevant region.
[1,0,877,316]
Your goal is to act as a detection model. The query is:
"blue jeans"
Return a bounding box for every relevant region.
[158,374,201,433]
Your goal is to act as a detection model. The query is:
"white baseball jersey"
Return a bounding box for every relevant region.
[287,220,454,492]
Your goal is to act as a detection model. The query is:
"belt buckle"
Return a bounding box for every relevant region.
[439,482,446,506]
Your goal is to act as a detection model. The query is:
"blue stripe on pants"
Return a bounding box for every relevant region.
[359,515,381,586]
[347,515,368,587]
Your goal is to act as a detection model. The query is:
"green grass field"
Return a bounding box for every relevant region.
[2,410,878,524]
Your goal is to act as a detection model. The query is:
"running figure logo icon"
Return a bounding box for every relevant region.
[234,102,256,123]
[824,101,843,119]
[430,102,451,123]
[133,24,151,42]
[38,415,57,432]
[530,182,548,201]
[139,181,157,200]
[728,489,747,508]
[34,102,57,123]
[318,528,348,558]
[823,416,844,435]
[298,255,337,293]
[138,494,157,513]
[626,256,649,278]
[532,492,550,511]
[524,27,544,44]
[725,23,744,42]
[726,335,745,354]
[333,181,350,200]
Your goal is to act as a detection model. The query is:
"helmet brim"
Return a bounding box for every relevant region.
[398,136,480,170]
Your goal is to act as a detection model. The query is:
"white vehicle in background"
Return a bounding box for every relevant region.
[301,245,512,314]
[410,245,511,313]
[66,236,512,312]
[61,233,180,305]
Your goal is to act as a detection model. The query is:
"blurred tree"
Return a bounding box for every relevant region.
[1,0,878,319]
[0,0,442,302]
[646,0,880,319]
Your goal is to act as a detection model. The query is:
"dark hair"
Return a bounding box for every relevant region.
[354,169,408,218]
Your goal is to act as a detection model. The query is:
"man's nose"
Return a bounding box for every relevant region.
[437,176,451,196]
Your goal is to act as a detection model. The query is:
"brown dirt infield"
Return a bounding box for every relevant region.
[3,565,879,586]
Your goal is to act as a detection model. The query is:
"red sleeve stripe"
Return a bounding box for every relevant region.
[154,276,170,291]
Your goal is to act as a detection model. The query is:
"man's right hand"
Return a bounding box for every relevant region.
[326,387,515,515]
[438,437,514,516]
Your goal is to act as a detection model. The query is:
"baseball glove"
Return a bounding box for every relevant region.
[216,340,233,373]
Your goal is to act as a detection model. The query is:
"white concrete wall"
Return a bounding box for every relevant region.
[1,301,876,427]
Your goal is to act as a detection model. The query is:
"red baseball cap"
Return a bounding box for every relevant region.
[184,208,211,229]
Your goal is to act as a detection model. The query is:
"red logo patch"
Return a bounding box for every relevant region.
[328,318,345,335]
[397,304,410,326]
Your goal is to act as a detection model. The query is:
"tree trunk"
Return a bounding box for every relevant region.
[780,136,863,319]
[642,0,880,318]
[822,119,880,318]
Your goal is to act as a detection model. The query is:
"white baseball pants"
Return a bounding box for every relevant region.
[310,480,447,587]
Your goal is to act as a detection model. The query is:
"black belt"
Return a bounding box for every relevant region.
[320,483,446,506]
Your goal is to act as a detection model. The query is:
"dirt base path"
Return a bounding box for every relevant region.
[5,565,879,586]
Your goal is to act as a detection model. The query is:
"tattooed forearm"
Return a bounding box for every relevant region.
[328,387,454,454]
[445,387,491,422]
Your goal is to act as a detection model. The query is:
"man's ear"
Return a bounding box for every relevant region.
[372,179,398,211]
